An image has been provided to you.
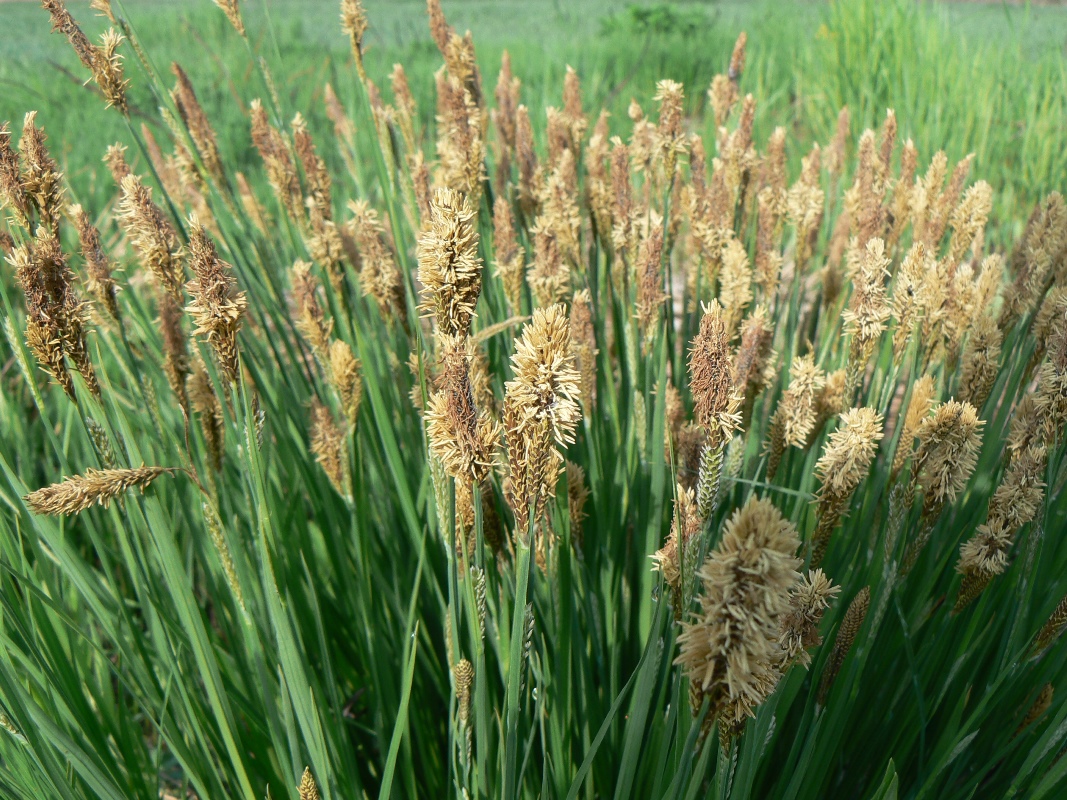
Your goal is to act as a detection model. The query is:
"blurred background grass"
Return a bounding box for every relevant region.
[0,0,1065,234]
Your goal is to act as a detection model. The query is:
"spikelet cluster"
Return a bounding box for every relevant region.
[42,0,128,113]
[10,228,99,400]
[185,217,247,383]
[676,497,801,726]
[25,466,176,516]
[811,408,884,565]
[777,570,840,669]
[418,188,482,337]
[817,587,870,704]
[503,305,582,537]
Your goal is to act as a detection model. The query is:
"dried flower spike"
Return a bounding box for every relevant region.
[676,496,801,727]
[185,216,247,383]
[25,466,177,516]
[417,187,483,337]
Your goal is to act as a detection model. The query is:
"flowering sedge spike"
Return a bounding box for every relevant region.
[689,301,741,516]
[825,106,850,179]
[0,124,31,229]
[493,194,525,314]
[766,354,825,480]
[25,466,177,516]
[843,238,891,401]
[297,767,320,800]
[212,0,245,36]
[634,218,666,350]
[118,175,185,301]
[689,301,740,442]
[719,237,754,335]
[890,242,932,360]
[947,181,993,267]
[170,63,224,185]
[891,374,936,477]
[1001,193,1067,327]
[425,335,500,486]
[1032,595,1067,657]
[417,187,482,338]
[886,139,919,252]
[503,305,582,538]
[189,362,224,471]
[390,64,418,156]
[249,99,304,225]
[310,400,350,500]
[185,216,247,383]
[202,502,245,614]
[291,260,332,356]
[18,113,65,232]
[11,228,100,400]
[341,0,369,79]
[1013,684,1054,737]
[785,146,825,275]
[347,200,406,320]
[515,105,539,217]
[527,226,568,310]
[811,408,884,566]
[565,460,589,552]
[71,204,120,323]
[914,401,984,512]
[957,314,1002,408]
[676,496,801,729]
[328,340,363,424]
[292,114,332,219]
[777,569,840,669]
[42,1,128,114]
[453,657,475,760]
[570,289,598,406]
[903,400,984,571]
[653,79,686,179]
[651,483,700,618]
[817,586,870,705]
[956,298,1067,608]
[733,307,774,423]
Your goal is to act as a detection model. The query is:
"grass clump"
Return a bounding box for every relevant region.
[1,1,1067,799]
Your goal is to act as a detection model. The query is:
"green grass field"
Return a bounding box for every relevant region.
[3,1,1067,799]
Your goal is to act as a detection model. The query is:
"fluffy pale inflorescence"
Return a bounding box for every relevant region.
[778,569,840,668]
[503,305,582,534]
[185,217,247,383]
[689,301,740,440]
[676,496,801,725]
[417,187,482,337]
[652,483,701,612]
[815,408,885,501]
[425,336,501,485]
[25,467,176,516]
[915,401,984,506]
[779,354,826,448]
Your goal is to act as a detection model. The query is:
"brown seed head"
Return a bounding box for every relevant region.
[689,301,740,439]
[212,0,245,36]
[118,174,185,300]
[185,216,247,383]
[171,63,223,184]
[72,204,120,322]
[20,112,65,231]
